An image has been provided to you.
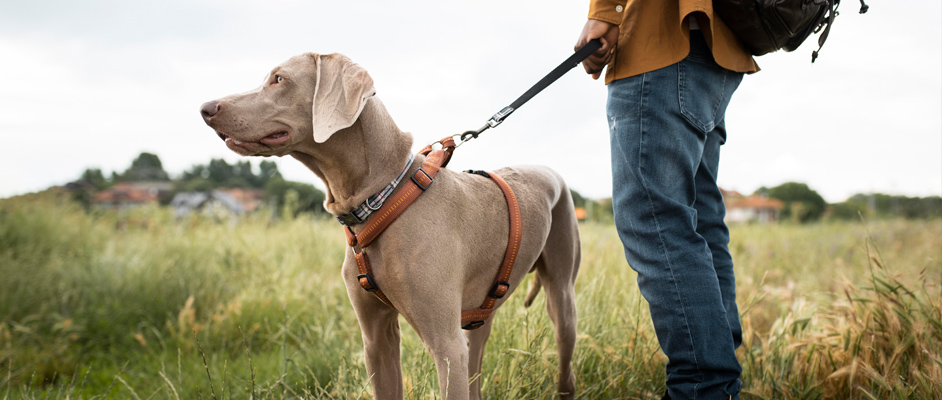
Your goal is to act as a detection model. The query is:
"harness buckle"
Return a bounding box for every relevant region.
[411,169,433,191]
[462,321,485,330]
[357,273,379,292]
[464,170,491,178]
[337,212,364,226]
[488,281,511,299]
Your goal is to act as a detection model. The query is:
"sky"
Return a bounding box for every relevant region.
[1,0,939,202]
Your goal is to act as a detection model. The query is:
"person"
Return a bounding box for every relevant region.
[575,1,759,399]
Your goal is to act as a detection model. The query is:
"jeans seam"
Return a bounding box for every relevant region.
[679,61,707,133]
[709,70,728,127]
[636,72,702,386]
[679,60,725,135]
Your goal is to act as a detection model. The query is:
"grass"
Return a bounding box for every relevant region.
[0,189,939,399]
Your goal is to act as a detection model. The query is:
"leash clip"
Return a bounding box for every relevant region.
[459,127,486,143]
[457,105,516,143]
[487,106,515,128]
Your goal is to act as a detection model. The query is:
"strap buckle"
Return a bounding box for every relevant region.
[411,169,433,191]
[337,212,364,226]
[488,281,510,299]
[464,169,491,178]
[462,321,485,330]
[357,273,379,292]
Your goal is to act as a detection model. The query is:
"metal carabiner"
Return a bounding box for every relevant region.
[459,125,488,144]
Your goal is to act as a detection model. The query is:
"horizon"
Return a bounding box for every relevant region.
[20,151,940,204]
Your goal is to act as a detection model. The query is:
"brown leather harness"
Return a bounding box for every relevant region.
[342,136,522,330]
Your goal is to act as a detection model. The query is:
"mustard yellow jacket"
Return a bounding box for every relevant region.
[589,0,759,83]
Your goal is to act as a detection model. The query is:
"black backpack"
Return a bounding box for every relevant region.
[713,0,869,62]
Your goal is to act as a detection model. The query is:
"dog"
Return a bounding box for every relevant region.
[200,53,581,400]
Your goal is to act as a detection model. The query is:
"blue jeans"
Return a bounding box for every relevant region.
[607,32,744,400]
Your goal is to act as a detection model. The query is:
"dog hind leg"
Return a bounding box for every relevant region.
[538,190,582,400]
[523,271,542,307]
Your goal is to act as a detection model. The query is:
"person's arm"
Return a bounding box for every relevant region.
[576,0,625,80]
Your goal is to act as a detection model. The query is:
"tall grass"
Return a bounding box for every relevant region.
[0,190,939,399]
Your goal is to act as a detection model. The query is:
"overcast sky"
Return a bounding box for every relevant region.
[1,0,939,202]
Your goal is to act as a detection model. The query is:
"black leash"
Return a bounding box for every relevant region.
[455,39,603,144]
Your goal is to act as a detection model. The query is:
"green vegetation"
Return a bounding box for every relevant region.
[177,158,281,192]
[115,152,171,182]
[831,193,942,220]
[74,152,325,216]
[757,181,941,223]
[0,190,939,399]
[760,182,828,223]
[569,189,614,223]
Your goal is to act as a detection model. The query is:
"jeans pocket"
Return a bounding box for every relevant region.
[678,59,743,134]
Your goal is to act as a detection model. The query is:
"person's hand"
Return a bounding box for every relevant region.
[575,19,619,80]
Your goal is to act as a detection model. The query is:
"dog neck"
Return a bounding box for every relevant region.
[289,97,414,217]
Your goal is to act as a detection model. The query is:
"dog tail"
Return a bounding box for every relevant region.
[523,272,542,308]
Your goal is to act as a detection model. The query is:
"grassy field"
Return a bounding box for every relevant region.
[1,191,940,399]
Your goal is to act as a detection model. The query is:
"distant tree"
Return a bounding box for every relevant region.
[259,160,282,182]
[179,159,282,190]
[593,197,615,223]
[827,201,868,220]
[569,189,586,209]
[118,152,170,182]
[174,177,214,193]
[207,159,235,185]
[221,176,252,188]
[840,193,942,220]
[233,160,255,186]
[264,179,326,216]
[281,189,300,220]
[767,182,827,223]
[567,189,613,223]
[80,168,110,190]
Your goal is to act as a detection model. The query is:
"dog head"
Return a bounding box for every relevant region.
[200,53,376,157]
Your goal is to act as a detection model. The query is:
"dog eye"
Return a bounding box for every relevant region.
[275,75,284,83]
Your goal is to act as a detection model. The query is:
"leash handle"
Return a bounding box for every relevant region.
[459,38,603,142]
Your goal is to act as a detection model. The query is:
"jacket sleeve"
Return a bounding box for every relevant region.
[588,0,628,25]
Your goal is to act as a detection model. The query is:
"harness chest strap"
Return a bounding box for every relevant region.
[458,170,522,330]
[343,136,523,330]
[343,138,456,311]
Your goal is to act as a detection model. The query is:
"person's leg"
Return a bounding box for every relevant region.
[694,124,742,351]
[607,31,743,399]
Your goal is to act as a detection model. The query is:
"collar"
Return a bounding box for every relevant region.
[336,153,415,226]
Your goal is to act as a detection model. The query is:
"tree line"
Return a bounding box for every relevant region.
[75,153,938,222]
[75,152,326,215]
[755,182,940,222]
[570,181,939,224]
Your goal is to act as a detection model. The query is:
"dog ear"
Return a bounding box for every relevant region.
[312,53,376,143]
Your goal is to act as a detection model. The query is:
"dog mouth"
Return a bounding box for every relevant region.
[260,131,290,145]
[216,130,291,148]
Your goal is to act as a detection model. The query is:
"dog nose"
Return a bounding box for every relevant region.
[200,101,220,121]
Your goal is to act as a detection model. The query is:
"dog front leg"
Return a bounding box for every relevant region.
[465,319,493,400]
[344,263,404,400]
[423,331,471,400]
[357,307,403,400]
